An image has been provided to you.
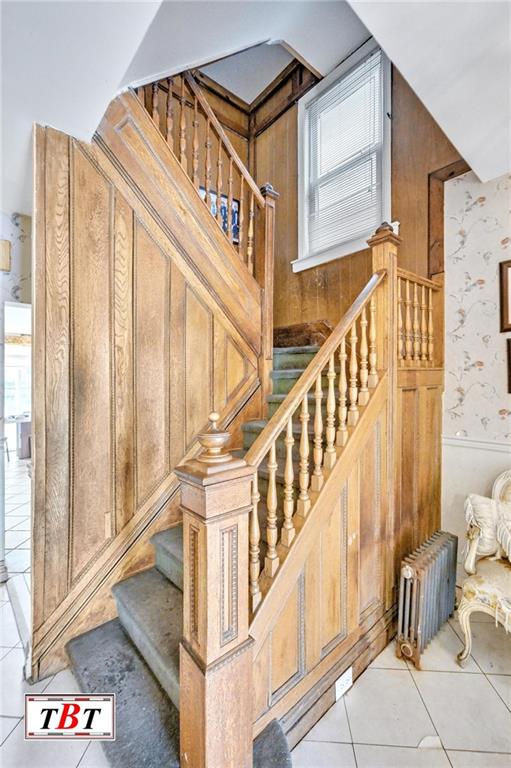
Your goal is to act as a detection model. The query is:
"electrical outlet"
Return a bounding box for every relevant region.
[335,667,353,700]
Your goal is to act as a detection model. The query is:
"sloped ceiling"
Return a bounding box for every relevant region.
[347,0,511,182]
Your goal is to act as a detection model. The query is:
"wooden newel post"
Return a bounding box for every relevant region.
[367,223,400,610]
[256,183,279,414]
[176,413,254,768]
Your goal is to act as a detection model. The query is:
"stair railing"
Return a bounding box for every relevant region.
[245,223,401,614]
[396,268,443,368]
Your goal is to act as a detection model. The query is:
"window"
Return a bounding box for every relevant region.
[295,42,391,272]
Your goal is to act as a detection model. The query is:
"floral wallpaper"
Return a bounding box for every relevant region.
[443,171,511,442]
[0,211,31,305]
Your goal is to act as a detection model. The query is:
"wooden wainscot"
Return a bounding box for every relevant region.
[176,413,254,768]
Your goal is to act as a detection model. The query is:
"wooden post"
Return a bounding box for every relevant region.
[176,413,254,768]
[256,183,279,416]
[367,223,400,609]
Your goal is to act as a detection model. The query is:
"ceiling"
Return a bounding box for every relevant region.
[1,0,510,216]
[199,44,294,105]
[347,0,511,183]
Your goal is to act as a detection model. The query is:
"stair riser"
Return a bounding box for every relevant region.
[268,399,329,419]
[154,548,183,591]
[115,597,181,712]
[271,373,332,394]
[243,431,311,461]
[273,351,317,370]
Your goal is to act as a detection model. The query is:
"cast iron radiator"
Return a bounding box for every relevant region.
[397,531,458,669]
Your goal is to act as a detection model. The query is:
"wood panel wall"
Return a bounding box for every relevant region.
[252,66,463,329]
[32,104,263,677]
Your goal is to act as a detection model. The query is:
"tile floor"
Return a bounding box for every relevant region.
[292,615,511,767]
[1,458,510,766]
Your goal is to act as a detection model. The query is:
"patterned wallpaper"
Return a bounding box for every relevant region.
[443,171,511,443]
[0,211,31,305]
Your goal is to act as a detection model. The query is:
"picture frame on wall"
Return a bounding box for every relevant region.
[508,339,511,395]
[500,259,511,332]
[199,187,240,244]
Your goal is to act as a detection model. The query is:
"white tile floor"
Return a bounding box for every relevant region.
[1,457,510,766]
[293,617,511,767]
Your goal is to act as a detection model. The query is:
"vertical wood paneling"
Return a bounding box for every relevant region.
[398,387,419,558]
[226,338,245,399]
[169,263,186,468]
[346,467,360,634]
[358,430,378,617]
[320,501,343,653]
[113,192,134,531]
[135,222,170,503]
[185,287,212,445]
[271,583,299,694]
[41,128,71,619]
[213,320,227,412]
[70,143,113,581]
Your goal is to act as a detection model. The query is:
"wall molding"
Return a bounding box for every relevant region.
[442,435,511,454]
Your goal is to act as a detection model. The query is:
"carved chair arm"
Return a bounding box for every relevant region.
[464,523,481,576]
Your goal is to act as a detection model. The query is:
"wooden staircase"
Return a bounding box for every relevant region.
[33,67,445,768]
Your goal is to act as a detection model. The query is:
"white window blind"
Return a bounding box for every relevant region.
[305,48,385,260]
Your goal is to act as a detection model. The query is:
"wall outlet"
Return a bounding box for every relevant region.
[335,667,353,700]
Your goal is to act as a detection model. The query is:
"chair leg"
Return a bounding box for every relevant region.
[457,598,474,666]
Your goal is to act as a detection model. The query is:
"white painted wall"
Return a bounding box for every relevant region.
[348,1,511,183]
[441,172,511,555]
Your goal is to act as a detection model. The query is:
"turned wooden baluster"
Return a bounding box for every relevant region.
[249,471,262,611]
[247,192,255,274]
[281,417,296,547]
[428,287,434,364]
[297,396,311,516]
[216,141,223,228]
[412,282,421,363]
[192,96,200,188]
[420,285,428,362]
[179,77,187,172]
[166,77,174,149]
[323,353,337,469]
[264,442,279,577]
[311,375,323,492]
[358,306,369,405]
[405,279,413,363]
[205,119,212,211]
[397,277,404,365]
[348,321,359,426]
[227,158,234,243]
[238,178,245,260]
[368,296,378,387]
[336,338,348,447]
[152,82,159,128]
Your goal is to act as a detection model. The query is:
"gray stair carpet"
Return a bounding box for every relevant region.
[67,618,180,768]
[151,525,184,589]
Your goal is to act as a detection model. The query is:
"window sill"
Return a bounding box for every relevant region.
[291,236,371,273]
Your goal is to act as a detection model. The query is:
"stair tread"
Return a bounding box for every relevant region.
[151,525,183,560]
[242,418,315,436]
[113,567,182,709]
[273,345,319,354]
[67,618,180,768]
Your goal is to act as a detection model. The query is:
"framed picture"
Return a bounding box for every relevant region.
[199,187,240,244]
[500,259,511,332]
[508,339,511,395]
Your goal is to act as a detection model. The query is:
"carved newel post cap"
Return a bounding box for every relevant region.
[375,222,394,233]
[197,412,233,465]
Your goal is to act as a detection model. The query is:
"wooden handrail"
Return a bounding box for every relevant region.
[397,267,441,291]
[245,269,387,468]
[183,72,266,208]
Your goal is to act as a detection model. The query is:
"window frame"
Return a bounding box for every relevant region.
[295,40,391,273]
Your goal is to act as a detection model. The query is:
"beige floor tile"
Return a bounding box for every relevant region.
[0,720,89,768]
[0,603,21,647]
[447,750,511,767]
[8,519,31,532]
[451,619,511,675]
[369,641,410,670]
[488,675,511,711]
[304,699,351,743]
[77,740,110,767]
[414,623,479,673]
[44,668,83,696]
[411,670,511,752]
[292,740,356,767]
[5,531,30,550]
[0,716,20,746]
[5,517,29,531]
[344,668,436,747]
[354,744,451,767]
[0,648,53,717]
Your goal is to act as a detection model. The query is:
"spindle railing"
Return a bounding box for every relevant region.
[245,269,388,612]
[396,268,442,368]
[136,72,267,277]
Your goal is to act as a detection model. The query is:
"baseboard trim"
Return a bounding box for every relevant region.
[442,435,511,454]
